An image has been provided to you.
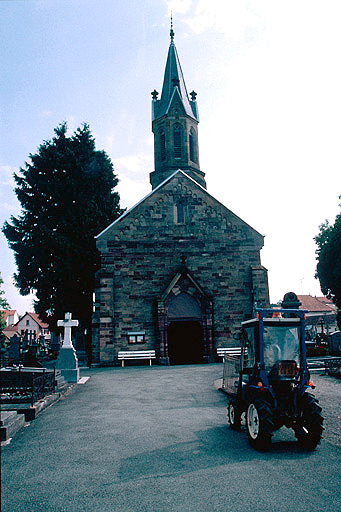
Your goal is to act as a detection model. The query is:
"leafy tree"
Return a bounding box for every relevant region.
[0,272,10,347]
[314,198,341,328]
[3,123,123,360]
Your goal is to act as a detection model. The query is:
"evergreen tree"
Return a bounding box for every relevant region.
[314,198,341,328]
[3,123,123,359]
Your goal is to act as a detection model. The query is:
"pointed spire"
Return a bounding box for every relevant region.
[151,21,198,122]
[150,22,205,190]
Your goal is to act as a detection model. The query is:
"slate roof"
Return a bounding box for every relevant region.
[297,295,337,313]
[152,39,198,122]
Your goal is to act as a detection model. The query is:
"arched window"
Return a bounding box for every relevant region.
[177,203,185,223]
[160,130,166,161]
[189,128,196,163]
[174,202,187,224]
[173,124,182,159]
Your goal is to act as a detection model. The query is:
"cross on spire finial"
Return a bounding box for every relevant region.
[170,12,175,42]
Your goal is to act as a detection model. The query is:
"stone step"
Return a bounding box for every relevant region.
[0,410,25,442]
[55,370,68,391]
[1,392,61,421]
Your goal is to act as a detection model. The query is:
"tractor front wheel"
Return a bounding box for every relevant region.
[295,393,324,450]
[246,399,273,451]
[228,400,241,430]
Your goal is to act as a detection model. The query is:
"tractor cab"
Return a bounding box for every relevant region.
[240,309,309,389]
[224,302,324,451]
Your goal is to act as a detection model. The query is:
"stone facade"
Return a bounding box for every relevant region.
[92,171,269,365]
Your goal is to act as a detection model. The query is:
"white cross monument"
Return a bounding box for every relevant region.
[57,312,79,348]
[56,312,79,382]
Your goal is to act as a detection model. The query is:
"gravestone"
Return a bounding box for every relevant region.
[75,332,87,367]
[55,312,79,382]
[8,334,21,364]
[329,331,341,355]
[23,333,42,367]
[22,330,29,350]
[49,334,61,358]
[37,334,47,357]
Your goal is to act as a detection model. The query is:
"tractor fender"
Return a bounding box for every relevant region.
[293,385,313,414]
[246,385,275,408]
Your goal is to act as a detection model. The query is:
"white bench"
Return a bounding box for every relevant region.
[117,350,156,367]
[216,347,241,359]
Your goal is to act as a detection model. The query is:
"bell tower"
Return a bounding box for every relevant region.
[150,20,206,190]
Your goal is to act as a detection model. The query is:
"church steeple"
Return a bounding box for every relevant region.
[150,22,206,190]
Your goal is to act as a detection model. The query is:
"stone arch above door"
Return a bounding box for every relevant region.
[157,267,213,364]
[168,292,201,320]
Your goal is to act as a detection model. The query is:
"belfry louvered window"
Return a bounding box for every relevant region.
[160,130,166,161]
[173,124,182,159]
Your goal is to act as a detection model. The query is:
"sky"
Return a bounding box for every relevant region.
[1,0,340,316]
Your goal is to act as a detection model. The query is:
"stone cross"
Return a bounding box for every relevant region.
[57,312,79,348]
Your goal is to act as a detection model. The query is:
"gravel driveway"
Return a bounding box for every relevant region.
[311,373,341,447]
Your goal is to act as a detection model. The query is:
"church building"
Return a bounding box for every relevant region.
[92,25,270,365]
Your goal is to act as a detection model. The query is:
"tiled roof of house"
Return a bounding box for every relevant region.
[25,312,49,329]
[2,324,19,340]
[297,295,337,313]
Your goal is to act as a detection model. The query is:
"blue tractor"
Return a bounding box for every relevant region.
[225,307,324,450]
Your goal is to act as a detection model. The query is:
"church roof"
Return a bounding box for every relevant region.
[152,36,198,122]
[95,169,263,241]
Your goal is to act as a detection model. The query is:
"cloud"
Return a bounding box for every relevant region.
[183,0,264,41]
[112,152,152,208]
[116,174,150,210]
[113,153,153,177]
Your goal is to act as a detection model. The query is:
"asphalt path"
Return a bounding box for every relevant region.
[1,364,340,512]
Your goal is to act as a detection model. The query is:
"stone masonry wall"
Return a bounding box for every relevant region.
[94,173,269,364]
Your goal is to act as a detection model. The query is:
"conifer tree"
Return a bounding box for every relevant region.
[314,198,341,328]
[3,123,123,360]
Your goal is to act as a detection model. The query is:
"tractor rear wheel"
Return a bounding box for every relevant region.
[246,399,273,451]
[295,393,324,450]
[228,400,241,430]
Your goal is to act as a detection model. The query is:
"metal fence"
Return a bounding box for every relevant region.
[0,367,56,405]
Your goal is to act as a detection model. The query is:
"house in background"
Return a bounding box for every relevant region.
[2,324,20,343]
[16,312,51,342]
[1,310,20,343]
[297,295,338,338]
[0,310,19,327]
[1,311,51,344]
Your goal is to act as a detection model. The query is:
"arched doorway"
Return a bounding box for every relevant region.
[167,292,203,364]
[157,268,214,365]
